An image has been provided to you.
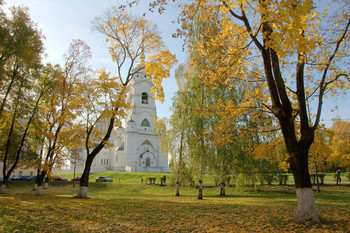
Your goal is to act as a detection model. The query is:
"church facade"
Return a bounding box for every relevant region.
[76,66,169,173]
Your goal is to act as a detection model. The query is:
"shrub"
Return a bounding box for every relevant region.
[345,172,350,181]
[278,174,288,185]
[318,173,325,184]
[310,173,325,185]
[258,173,275,185]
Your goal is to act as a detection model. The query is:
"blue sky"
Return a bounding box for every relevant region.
[4,0,349,127]
[5,0,185,119]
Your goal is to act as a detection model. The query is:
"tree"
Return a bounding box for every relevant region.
[182,71,208,200]
[0,64,52,194]
[35,40,90,195]
[0,5,43,119]
[0,5,45,194]
[76,68,129,198]
[308,127,332,173]
[328,120,350,170]
[75,8,175,198]
[174,0,350,222]
[179,3,264,197]
[165,64,194,196]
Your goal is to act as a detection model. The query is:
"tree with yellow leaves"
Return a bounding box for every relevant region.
[328,120,350,170]
[308,127,332,173]
[74,8,175,198]
[0,5,46,194]
[76,68,129,198]
[175,0,350,222]
[128,0,349,221]
[34,39,90,195]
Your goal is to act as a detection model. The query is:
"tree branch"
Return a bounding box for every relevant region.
[313,17,350,130]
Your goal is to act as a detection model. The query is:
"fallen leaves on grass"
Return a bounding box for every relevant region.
[0,184,349,232]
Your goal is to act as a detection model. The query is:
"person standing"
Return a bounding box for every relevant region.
[336,169,341,184]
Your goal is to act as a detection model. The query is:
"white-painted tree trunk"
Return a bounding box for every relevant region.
[33,184,38,191]
[77,186,88,198]
[44,182,48,189]
[37,186,43,195]
[295,188,320,222]
[0,184,6,194]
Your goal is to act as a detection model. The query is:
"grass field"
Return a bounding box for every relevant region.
[65,171,170,184]
[62,171,349,185]
[1,174,349,232]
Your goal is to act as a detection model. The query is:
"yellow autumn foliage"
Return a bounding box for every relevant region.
[328,120,350,168]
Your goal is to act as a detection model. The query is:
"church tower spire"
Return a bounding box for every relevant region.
[139,44,145,67]
[134,44,146,71]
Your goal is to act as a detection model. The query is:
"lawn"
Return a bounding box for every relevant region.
[63,171,348,185]
[64,171,170,183]
[0,178,349,232]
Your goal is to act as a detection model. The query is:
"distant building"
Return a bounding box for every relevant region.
[0,163,36,178]
[76,60,169,173]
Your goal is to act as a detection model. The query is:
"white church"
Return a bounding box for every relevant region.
[76,60,169,173]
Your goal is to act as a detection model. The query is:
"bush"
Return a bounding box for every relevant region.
[278,174,288,185]
[258,173,275,185]
[319,173,325,184]
[345,172,350,181]
[310,173,325,185]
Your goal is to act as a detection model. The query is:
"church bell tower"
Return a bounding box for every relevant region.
[121,51,168,172]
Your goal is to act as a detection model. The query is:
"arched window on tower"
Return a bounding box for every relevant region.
[142,92,148,104]
[141,118,150,127]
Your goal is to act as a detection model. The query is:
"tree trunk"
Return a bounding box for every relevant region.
[36,171,46,196]
[77,186,88,198]
[0,184,5,194]
[33,174,39,190]
[295,188,319,221]
[220,182,226,196]
[175,182,180,196]
[0,176,10,194]
[289,149,320,222]
[76,155,94,198]
[280,112,320,222]
[37,186,43,196]
[44,176,49,189]
[77,117,116,198]
[220,154,225,196]
[198,138,205,200]
[198,180,203,200]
